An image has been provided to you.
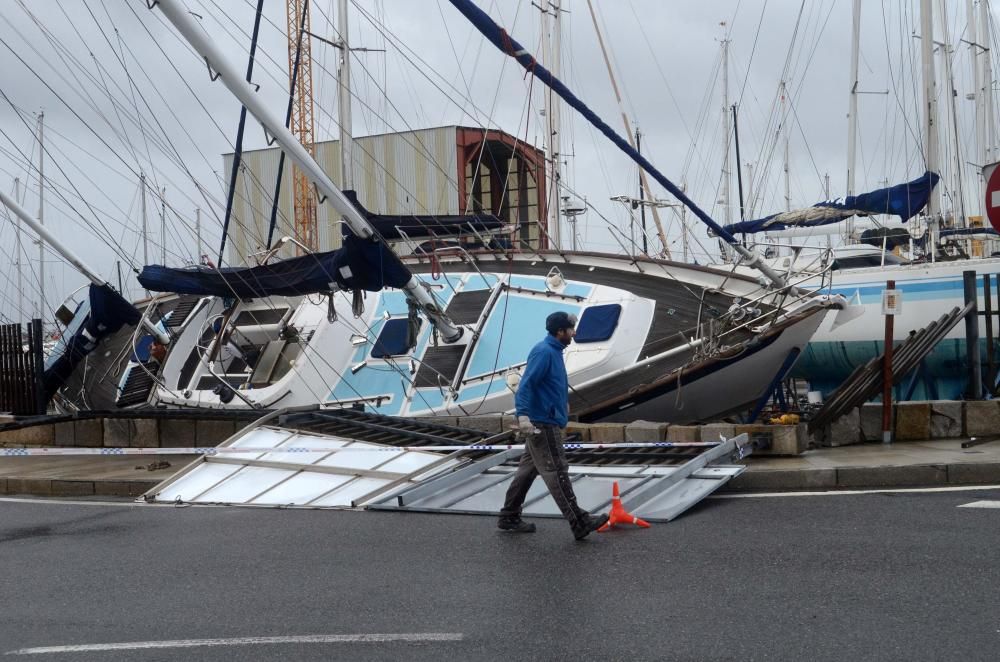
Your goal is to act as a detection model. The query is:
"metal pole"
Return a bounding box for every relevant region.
[152,0,461,341]
[681,179,689,263]
[964,270,982,398]
[847,0,860,239]
[140,173,148,266]
[882,279,896,444]
[937,0,966,229]
[732,105,745,222]
[0,187,169,345]
[36,111,45,322]
[160,186,167,264]
[0,187,106,287]
[638,128,647,254]
[984,273,995,390]
[195,207,202,261]
[219,0,264,264]
[337,0,354,191]
[14,177,23,320]
[921,0,941,225]
[969,0,985,218]
[721,35,731,229]
[781,80,791,212]
[549,0,562,249]
[116,261,123,295]
[983,0,996,164]
[585,0,668,257]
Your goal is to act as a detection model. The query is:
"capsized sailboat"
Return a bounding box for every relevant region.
[19,0,850,424]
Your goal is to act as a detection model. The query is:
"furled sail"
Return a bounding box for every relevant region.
[43,284,142,399]
[343,190,504,240]
[723,171,940,235]
[139,188,502,298]
[137,232,412,298]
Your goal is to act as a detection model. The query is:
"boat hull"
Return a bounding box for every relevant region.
[795,257,1000,399]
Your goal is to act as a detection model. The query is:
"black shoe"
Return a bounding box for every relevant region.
[573,513,609,540]
[498,517,536,533]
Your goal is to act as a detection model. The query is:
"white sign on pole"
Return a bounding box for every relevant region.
[881,289,902,315]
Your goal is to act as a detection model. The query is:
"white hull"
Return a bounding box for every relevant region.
[116,252,844,424]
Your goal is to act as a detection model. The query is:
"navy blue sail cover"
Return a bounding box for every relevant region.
[723,171,941,234]
[138,233,411,298]
[43,283,142,399]
[343,190,503,240]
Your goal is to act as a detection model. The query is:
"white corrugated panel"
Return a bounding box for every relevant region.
[146,426,458,508]
[222,127,462,264]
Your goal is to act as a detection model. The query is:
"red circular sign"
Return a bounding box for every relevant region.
[987,164,1000,232]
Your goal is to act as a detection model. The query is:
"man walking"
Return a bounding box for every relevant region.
[498,311,609,540]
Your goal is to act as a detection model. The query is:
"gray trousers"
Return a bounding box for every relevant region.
[500,423,588,529]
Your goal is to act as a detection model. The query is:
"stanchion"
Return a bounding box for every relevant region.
[882,281,898,445]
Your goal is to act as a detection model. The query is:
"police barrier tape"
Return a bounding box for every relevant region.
[1,441,723,457]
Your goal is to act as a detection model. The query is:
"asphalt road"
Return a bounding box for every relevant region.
[2,489,1000,661]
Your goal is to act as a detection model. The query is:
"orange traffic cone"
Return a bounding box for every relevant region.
[598,481,650,532]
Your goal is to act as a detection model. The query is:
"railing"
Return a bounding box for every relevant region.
[0,319,46,415]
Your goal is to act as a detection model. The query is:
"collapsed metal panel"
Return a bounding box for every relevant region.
[808,304,973,433]
[369,435,750,522]
[144,424,462,508]
[143,408,503,508]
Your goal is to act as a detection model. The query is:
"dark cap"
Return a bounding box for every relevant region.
[545,311,578,335]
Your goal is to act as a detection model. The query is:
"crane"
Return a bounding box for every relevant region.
[286,0,318,252]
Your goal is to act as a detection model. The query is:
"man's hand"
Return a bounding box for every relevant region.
[517,415,535,436]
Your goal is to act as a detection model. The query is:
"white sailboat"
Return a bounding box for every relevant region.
[714,0,1000,400]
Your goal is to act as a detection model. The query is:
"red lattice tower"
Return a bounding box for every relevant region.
[286,0,318,252]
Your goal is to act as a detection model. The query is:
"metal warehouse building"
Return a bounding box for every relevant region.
[222,125,548,266]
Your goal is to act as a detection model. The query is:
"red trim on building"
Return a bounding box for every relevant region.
[455,126,548,248]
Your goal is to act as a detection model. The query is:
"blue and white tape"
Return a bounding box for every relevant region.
[1,440,722,457]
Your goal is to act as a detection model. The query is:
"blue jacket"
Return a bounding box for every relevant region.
[515,334,569,427]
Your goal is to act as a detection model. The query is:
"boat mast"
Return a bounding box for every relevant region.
[160,187,167,263]
[969,0,985,219]
[846,0,860,241]
[195,207,202,262]
[680,178,689,262]
[983,0,996,165]
[0,189,169,344]
[36,111,46,322]
[14,177,23,320]
[337,0,354,192]
[542,0,562,248]
[140,173,148,266]
[921,0,941,257]
[732,104,745,221]
[152,0,462,341]
[938,0,966,228]
[584,0,669,257]
[721,30,732,230]
[638,128,647,253]
[447,0,789,288]
[782,81,791,212]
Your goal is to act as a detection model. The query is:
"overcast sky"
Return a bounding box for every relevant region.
[0,0,992,322]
